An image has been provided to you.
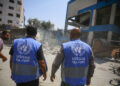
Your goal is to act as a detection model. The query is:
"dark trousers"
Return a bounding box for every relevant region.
[16,79,39,86]
[61,81,84,86]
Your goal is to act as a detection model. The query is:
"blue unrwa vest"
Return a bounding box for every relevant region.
[62,39,92,86]
[12,37,46,83]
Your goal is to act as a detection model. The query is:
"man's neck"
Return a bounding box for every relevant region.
[71,38,80,41]
[26,36,35,39]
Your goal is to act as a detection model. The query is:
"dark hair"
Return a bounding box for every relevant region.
[2,31,8,35]
[26,26,37,36]
[1,30,10,40]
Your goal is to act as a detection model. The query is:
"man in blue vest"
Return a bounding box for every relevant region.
[50,28,95,86]
[9,26,47,86]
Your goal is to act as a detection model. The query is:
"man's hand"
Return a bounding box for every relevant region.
[86,78,91,85]
[43,73,47,81]
[0,52,7,62]
[38,60,47,81]
[50,75,55,82]
[2,57,7,62]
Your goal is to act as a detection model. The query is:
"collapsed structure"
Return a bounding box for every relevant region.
[65,0,120,45]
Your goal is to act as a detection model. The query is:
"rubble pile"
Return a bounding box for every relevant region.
[92,39,112,58]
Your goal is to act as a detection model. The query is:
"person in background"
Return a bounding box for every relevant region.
[0,31,10,62]
[50,28,95,86]
[9,26,47,86]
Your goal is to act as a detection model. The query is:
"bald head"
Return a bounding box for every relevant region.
[70,28,81,40]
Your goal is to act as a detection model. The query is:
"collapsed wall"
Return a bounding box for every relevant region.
[36,29,58,47]
[3,28,119,58]
[92,39,112,57]
[3,28,69,47]
[92,32,120,58]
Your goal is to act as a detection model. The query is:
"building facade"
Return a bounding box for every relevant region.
[0,0,24,28]
[65,0,120,45]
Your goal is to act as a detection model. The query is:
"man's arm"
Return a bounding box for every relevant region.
[51,46,64,82]
[38,60,47,80]
[86,52,95,85]
[10,55,12,71]
[9,46,13,71]
[0,52,7,62]
[37,45,47,81]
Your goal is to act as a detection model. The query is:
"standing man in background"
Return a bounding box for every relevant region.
[50,28,95,86]
[0,31,10,62]
[9,26,47,86]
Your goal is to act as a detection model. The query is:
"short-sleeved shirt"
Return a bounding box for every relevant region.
[0,38,3,51]
[9,45,44,61]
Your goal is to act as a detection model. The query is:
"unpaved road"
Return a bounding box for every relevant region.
[0,45,119,86]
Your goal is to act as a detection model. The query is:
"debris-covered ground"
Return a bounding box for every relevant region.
[0,45,119,86]
[0,30,119,86]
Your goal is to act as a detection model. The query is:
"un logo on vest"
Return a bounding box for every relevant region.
[71,43,86,56]
[17,42,31,55]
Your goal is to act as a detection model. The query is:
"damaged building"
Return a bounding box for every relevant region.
[0,0,24,28]
[65,0,120,46]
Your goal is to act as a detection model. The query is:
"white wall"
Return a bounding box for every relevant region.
[67,0,97,18]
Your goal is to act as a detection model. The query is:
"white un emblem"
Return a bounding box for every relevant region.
[71,43,86,56]
[17,42,31,55]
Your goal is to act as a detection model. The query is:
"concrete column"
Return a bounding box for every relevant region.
[88,32,94,45]
[107,31,112,41]
[87,10,96,45]
[107,4,116,41]
[64,20,68,32]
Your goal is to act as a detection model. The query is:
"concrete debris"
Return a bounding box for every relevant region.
[92,39,113,58]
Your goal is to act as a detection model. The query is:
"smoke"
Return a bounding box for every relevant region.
[36,29,58,47]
